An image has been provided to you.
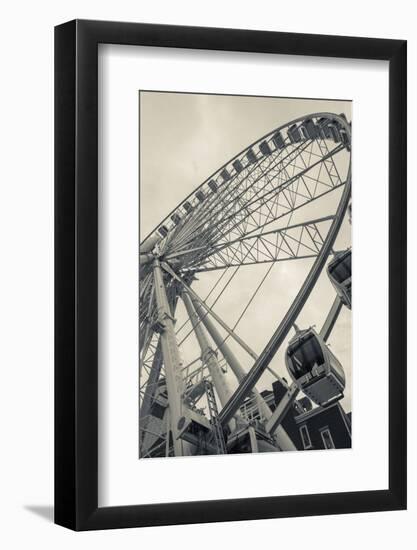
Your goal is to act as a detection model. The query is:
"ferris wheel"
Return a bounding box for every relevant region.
[139,112,352,458]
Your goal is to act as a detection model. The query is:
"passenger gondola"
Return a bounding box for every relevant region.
[221,168,231,182]
[246,148,257,164]
[328,121,341,142]
[301,118,319,140]
[158,225,169,238]
[272,131,285,149]
[259,140,272,156]
[285,327,346,407]
[208,179,218,192]
[287,124,302,143]
[183,200,193,213]
[232,159,244,173]
[195,190,205,202]
[327,249,352,309]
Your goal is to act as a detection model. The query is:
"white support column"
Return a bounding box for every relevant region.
[191,294,297,452]
[152,259,190,456]
[320,295,342,342]
[182,292,238,431]
[265,383,300,437]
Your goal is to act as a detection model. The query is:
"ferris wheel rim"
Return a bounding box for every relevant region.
[140,111,351,250]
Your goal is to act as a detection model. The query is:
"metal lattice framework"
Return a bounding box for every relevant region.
[139,112,351,458]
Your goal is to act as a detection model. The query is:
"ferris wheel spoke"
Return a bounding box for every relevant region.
[193,255,319,271]
[162,261,259,360]
[189,145,315,244]
[206,140,312,219]
[315,136,344,186]
[223,139,342,226]
[212,177,345,248]
[185,217,333,271]
[169,184,334,272]
[173,232,264,342]
[192,144,345,252]
[173,176,345,271]
[165,139,318,254]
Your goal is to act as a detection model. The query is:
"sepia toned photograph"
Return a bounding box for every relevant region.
[139,92,352,459]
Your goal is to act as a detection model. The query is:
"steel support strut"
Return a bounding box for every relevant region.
[265,383,299,436]
[139,339,163,450]
[182,292,237,432]
[152,258,190,456]
[190,294,296,451]
[320,295,343,342]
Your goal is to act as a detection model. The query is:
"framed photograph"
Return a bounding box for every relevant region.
[55,19,407,530]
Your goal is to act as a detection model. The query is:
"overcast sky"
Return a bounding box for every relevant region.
[140,91,352,413]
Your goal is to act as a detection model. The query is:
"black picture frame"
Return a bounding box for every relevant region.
[55,19,407,531]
